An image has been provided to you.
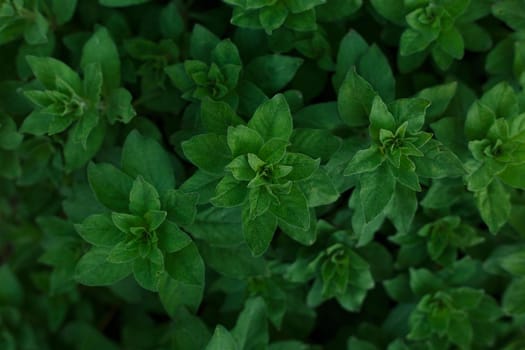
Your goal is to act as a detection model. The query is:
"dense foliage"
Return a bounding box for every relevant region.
[1,0,525,349]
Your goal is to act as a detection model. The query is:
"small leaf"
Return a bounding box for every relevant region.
[232,297,269,350]
[162,189,199,226]
[87,162,133,212]
[211,174,247,207]
[474,179,511,234]
[338,68,376,127]
[158,220,192,254]
[129,176,161,215]
[182,134,232,174]
[75,247,132,286]
[206,326,239,350]
[133,257,163,291]
[242,206,277,256]
[227,125,264,157]
[26,56,82,92]
[369,96,396,139]
[503,277,525,315]
[344,146,384,176]
[359,163,395,222]
[76,213,126,247]
[122,130,175,193]
[248,94,293,141]
[269,185,310,229]
[201,98,244,134]
[280,153,320,181]
[245,54,303,94]
[81,27,121,93]
[160,243,205,313]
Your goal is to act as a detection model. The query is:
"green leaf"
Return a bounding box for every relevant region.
[416,82,457,120]
[503,277,525,315]
[388,184,418,234]
[211,174,247,207]
[465,102,495,140]
[413,140,465,179]
[248,94,293,141]
[0,265,23,305]
[106,88,136,124]
[438,27,464,59]
[157,220,192,253]
[160,243,205,313]
[129,176,161,215]
[200,98,244,134]
[206,326,239,350]
[242,206,277,256]
[358,45,395,102]
[338,68,377,127]
[474,179,511,234]
[52,0,78,24]
[299,168,339,207]
[258,138,289,163]
[248,186,273,219]
[279,208,317,245]
[359,163,395,222]
[389,98,428,133]
[212,39,241,67]
[199,242,265,278]
[344,146,384,176]
[19,111,52,136]
[369,96,396,139]
[227,125,264,157]
[26,56,82,92]
[24,11,49,45]
[290,128,341,162]
[448,312,473,349]
[108,240,140,264]
[232,297,269,350]
[409,269,444,296]
[76,214,126,247]
[270,184,310,229]
[280,152,320,181]
[162,189,199,226]
[185,207,243,246]
[145,210,167,231]
[492,0,525,31]
[74,247,132,286]
[81,27,121,93]
[122,130,175,193]
[333,30,369,89]
[190,24,220,62]
[245,55,303,94]
[259,2,288,34]
[499,164,525,189]
[347,337,378,350]
[370,0,406,24]
[160,3,184,38]
[133,257,163,291]
[64,120,106,171]
[87,162,133,212]
[72,110,99,148]
[400,28,436,57]
[182,133,232,174]
[228,155,256,181]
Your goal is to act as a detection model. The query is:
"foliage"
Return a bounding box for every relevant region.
[1,0,525,349]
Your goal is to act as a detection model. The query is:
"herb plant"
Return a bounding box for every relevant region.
[1,1,525,349]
